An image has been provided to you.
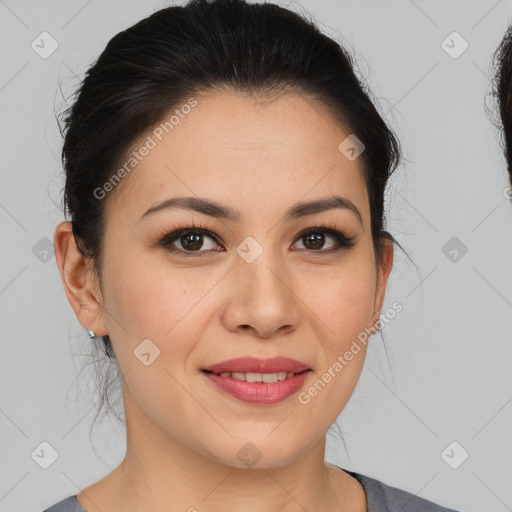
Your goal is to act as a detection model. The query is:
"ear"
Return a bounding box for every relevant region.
[370,237,394,329]
[54,221,109,337]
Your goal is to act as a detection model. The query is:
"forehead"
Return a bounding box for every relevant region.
[105,91,370,226]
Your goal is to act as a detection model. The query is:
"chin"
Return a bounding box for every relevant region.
[203,433,313,470]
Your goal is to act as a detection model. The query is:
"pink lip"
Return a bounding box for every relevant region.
[202,356,311,374]
[202,370,311,405]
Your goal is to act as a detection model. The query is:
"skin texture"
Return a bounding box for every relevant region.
[54,90,393,512]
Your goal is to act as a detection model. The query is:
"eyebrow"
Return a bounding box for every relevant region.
[139,194,363,227]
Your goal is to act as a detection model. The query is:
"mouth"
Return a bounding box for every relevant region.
[200,356,312,404]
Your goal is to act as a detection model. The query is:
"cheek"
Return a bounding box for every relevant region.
[301,258,377,342]
[101,258,215,419]
[294,265,375,428]
[104,244,205,333]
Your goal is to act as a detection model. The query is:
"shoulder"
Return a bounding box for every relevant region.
[42,495,85,512]
[344,469,461,512]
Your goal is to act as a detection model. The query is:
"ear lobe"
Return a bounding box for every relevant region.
[370,238,394,329]
[53,221,109,337]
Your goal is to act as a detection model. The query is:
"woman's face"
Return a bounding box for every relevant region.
[81,91,393,468]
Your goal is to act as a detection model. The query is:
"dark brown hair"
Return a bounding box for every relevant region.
[493,25,512,185]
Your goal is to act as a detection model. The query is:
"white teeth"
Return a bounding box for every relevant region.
[218,371,298,382]
[246,372,262,383]
[262,373,278,383]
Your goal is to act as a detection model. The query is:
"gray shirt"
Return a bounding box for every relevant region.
[41,467,460,512]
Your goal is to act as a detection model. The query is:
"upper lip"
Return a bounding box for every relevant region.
[202,356,311,374]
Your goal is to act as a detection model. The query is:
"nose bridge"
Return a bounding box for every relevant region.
[221,232,300,337]
[235,233,289,302]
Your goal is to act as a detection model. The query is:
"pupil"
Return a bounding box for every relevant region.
[305,232,324,250]
[182,233,202,250]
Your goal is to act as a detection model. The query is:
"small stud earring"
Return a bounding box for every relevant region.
[88,329,96,339]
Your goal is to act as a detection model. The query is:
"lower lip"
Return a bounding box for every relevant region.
[202,370,311,405]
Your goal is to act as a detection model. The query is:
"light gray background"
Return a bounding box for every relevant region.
[1,1,511,511]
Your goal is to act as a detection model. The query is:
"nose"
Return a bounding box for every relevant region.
[220,245,300,338]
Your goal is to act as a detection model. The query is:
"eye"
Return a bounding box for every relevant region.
[292,226,356,254]
[158,226,224,256]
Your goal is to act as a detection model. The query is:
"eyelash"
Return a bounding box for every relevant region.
[156,222,356,257]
